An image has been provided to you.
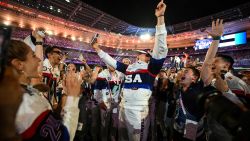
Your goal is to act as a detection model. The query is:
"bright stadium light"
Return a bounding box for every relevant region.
[65,0,70,2]
[19,23,24,28]
[71,36,76,41]
[140,33,151,40]
[3,20,11,26]
[46,30,53,35]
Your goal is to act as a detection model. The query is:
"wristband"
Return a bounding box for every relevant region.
[157,15,164,17]
[212,36,221,40]
[35,41,43,46]
[60,61,66,65]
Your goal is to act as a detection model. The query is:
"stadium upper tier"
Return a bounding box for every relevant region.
[0,0,250,49]
[10,27,250,68]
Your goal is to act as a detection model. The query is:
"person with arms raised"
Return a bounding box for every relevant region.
[92,0,167,140]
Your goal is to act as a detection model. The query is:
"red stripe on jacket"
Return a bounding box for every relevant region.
[125,69,157,77]
[21,110,50,140]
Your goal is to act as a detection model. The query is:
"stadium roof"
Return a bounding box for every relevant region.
[6,0,250,35]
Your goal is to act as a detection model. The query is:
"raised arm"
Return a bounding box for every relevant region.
[81,58,92,73]
[148,0,168,75]
[29,30,45,84]
[33,31,44,72]
[61,72,82,141]
[89,65,102,84]
[201,19,224,85]
[152,0,167,59]
[92,43,128,73]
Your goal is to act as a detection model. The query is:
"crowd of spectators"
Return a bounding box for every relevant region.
[1,1,250,140]
[11,27,250,68]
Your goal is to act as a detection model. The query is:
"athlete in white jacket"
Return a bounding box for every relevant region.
[94,66,123,140]
[16,31,81,141]
[92,1,167,140]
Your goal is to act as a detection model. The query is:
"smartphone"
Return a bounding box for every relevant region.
[38,30,46,38]
[0,25,12,79]
[90,33,99,46]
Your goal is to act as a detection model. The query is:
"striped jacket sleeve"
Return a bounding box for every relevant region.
[97,51,128,73]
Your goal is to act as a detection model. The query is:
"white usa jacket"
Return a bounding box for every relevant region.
[15,85,79,141]
[97,24,168,109]
[225,72,250,95]
[94,69,123,111]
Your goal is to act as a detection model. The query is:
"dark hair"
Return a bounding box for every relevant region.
[217,54,234,70]
[45,46,61,58]
[187,66,200,82]
[7,40,30,65]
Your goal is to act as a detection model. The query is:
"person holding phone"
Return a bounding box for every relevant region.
[6,40,81,141]
[91,1,167,140]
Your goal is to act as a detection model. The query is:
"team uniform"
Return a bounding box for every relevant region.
[15,85,79,141]
[43,59,61,105]
[94,69,123,140]
[225,72,250,96]
[96,24,168,141]
[210,72,250,105]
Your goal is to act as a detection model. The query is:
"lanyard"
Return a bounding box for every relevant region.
[106,71,119,100]
[179,91,187,116]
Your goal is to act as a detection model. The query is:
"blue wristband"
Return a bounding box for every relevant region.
[212,36,221,40]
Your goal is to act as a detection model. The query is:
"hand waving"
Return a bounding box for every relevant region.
[206,19,224,37]
[155,0,166,17]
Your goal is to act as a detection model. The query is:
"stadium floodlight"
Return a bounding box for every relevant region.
[46,30,53,35]
[65,0,70,2]
[3,20,11,26]
[139,33,151,40]
[71,36,76,41]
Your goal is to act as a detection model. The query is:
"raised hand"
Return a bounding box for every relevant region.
[206,19,224,37]
[63,72,82,97]
[92,42,101,52]
[32,29,45,42]
[155,0,166,17]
